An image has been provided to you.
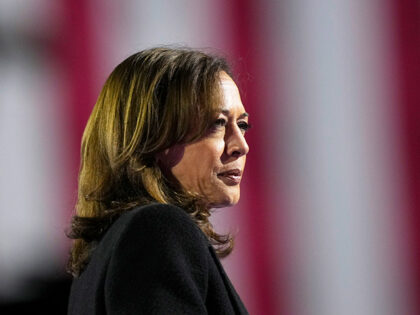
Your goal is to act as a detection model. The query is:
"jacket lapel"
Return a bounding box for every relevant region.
[208,245,249,315]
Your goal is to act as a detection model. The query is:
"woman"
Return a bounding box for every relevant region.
[67,47,250,314]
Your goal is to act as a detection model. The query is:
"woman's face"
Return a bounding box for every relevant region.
[158,72,250,208]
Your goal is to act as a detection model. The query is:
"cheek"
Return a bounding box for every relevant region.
[171,140,225,190]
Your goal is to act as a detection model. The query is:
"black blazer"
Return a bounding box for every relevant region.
[68,204,249,314]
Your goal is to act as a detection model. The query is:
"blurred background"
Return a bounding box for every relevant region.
[0,0,419,314]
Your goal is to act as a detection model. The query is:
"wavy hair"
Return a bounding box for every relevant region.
[67,47,235,277]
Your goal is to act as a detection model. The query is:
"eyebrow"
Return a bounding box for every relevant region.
[221,109,249,119]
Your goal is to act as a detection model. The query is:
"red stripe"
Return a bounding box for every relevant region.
[50,1,98,217]
[392,0,420,313]
[227,1,284,314]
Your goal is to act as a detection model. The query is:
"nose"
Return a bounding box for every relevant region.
[225,126,249,157]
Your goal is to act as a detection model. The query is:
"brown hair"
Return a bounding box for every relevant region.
[67,47,235,277]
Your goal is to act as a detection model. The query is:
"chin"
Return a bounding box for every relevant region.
[209,189,240,208]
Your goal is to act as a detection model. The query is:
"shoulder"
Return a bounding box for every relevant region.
[105,203,211,284]
[120,203,203,234]
[124,203,198,226]
[102,204,211,314]
[110,203,209,252]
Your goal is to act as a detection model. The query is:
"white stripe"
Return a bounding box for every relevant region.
[0,42,66,300]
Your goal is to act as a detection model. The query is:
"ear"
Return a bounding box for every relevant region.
[155,145,185,170]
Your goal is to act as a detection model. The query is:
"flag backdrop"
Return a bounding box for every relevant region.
[0,1,419,314]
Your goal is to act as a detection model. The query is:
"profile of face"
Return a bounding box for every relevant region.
[157,72,250,208]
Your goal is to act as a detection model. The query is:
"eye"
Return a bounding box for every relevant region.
[213,118,227,128]
[237,121,251,133]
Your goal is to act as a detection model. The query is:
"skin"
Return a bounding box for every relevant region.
[157,72,250,208]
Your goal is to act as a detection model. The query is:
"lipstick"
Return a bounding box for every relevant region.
[217,169,242,185]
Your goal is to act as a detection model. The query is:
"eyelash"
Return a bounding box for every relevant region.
[238,121,251,133]
[213,119,251,133]
[214,118,227,127]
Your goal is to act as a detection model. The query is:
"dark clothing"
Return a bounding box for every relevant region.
[68,203,249,314]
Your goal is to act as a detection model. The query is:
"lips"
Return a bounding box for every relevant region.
[217,168,242,185]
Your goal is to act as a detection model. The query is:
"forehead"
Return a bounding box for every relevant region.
[219,73,246,116]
